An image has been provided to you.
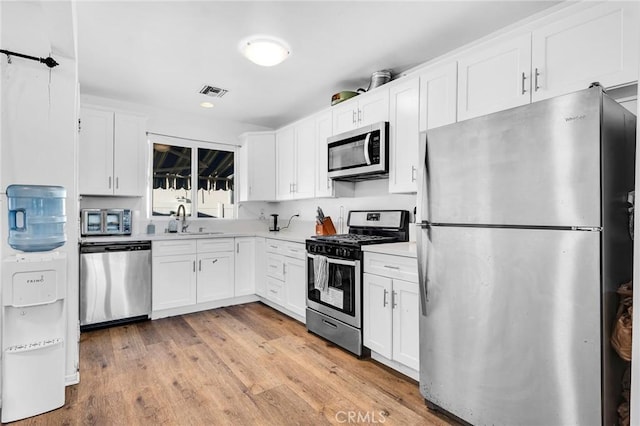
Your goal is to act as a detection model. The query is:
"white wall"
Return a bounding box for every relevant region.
[0,0,79,388]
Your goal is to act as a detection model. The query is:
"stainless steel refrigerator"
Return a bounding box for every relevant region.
[416,86,635,426]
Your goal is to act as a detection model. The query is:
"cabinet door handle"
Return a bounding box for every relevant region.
[237,243,240,254]
[327,178,331,190]
[108,176,112,189]
[198,260,202,271]
[283,263,287,275]
[521,72,527,95]
[193,261,196,272]
[411,166,416,182]
[383,289,389,307]
[392,291,398,309]
[534,68,540,92]
[352,110,357,125]
[116,177,119,189]
[357,109,362,123]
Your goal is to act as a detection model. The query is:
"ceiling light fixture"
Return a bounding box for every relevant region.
[239,35,291,67]
[200,101,214,108]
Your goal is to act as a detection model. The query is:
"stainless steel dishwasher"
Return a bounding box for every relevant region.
[80,241,151,330]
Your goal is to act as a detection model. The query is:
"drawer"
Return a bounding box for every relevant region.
[197,238,234,253]
[265,276,284,305]
[363,252,418,283]
[152,239,197,256]
[266,254,284,280]
[265,239,305,260]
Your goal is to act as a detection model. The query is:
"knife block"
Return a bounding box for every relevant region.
[315,217,337,236]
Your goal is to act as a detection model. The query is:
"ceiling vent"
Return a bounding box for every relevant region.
[199,85,228,98]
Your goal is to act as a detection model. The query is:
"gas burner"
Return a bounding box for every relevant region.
[312,233,398,245]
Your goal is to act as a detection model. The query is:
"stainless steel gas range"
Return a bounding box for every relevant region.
[306,210,410,356]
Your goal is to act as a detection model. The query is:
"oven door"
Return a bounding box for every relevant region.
[307,253,361,328]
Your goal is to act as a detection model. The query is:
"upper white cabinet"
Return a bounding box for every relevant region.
[332,89,390,135]
[457,33,532,121]
[276,119,315,200]
[418,61,457,132]
[388,77,420,194]
[457,2,638,121]
[531,2,639,102]
[79,106,146,196]
[238,132,276,202]
[314,109,355,198]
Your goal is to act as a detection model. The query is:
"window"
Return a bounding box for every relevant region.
[151,136,235,219]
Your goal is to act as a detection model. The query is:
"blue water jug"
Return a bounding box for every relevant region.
[7,185,66,252]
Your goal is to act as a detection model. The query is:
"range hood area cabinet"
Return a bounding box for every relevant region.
[456,1,639,121]
[332,88,390,135]
[78,106,146,196]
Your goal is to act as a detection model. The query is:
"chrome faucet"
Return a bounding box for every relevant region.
[176,204,189,232]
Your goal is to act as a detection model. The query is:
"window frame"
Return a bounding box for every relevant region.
[148,134,237,220]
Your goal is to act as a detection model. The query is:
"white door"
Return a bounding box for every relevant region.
[532,2,639,102]
[113,113,145,196]
[254,238,267,297]
[332,99,358,134]
[275,126,295,200]
[419,61,457,131]
[293,118,315,199]
[358,89,390,128]
[197,251,234,302]
[389,77,420,193]
[234,238,256,297]
[363,273,392,359]
[314,110,334,197]
[457,33,532,121]
[284,257,306,318]
[391,279,419,370]
[152,254,197,311]
[79,107,114,195]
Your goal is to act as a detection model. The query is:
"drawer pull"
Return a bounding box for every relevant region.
[384,265,400,270]
[322,319,338,329]
[269,289,278,294]
[383,289,389,307]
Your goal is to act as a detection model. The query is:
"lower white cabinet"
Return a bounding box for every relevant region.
[264,239,306,320]
[363,251,419,373]
[234,237,256,297]
[152,238,236,312]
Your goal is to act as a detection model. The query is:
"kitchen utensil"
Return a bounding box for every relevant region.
[331,90,359,106]
[357,70,392,92]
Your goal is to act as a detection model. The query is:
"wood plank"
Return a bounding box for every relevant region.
[11,302,455,426]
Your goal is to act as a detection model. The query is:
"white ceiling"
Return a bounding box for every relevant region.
[76,1,561,129]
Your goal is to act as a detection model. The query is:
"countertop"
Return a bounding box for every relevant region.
[79,230,313,245]
[361,241,417,258]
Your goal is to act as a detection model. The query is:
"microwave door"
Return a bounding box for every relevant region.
[105,212,121,233]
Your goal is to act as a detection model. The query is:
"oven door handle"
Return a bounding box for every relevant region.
[307,253,358,267]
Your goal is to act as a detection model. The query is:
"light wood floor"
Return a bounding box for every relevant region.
[13,302,455,425]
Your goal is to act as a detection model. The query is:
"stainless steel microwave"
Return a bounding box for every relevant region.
[327,121,389,181]
[81,208,132,236]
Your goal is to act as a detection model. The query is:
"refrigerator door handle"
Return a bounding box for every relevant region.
[416,223,428,316]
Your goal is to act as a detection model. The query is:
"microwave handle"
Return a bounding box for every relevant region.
[363,132,372,165]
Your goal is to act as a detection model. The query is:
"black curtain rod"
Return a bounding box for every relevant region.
[0,49,58,68]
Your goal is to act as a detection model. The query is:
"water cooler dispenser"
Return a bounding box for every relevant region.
[1,185,67,423]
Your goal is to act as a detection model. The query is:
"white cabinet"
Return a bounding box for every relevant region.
[363,251,419,373]
[234,237,256,297]
[196,239,235,303]
[457,2,638,120]
[254,237,267,297]
[79,106,145,196]
[238,132,276,202]
[314,109,354,198]
[332,89,390,134]
[264,239,306,320]
[152,238,235,313]
[457,33,532,121]
[388,77,420,194]
[531,2,639,102]
[152,240,198,311]
[276,119,315,200]
[418,61,457,132]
